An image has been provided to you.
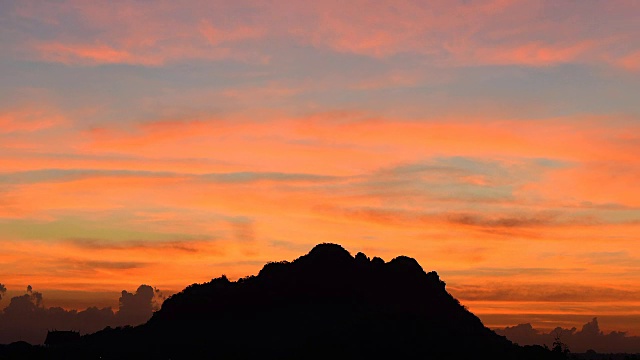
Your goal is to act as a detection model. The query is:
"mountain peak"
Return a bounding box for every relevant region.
[305,242,352,261]
[388,255,424,272]
[52,243,557,359]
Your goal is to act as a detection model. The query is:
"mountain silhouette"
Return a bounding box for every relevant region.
[1,243,563,359]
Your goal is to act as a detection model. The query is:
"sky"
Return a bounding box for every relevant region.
[1,0,640,344]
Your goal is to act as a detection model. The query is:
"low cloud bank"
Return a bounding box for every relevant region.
[495,317,640,354]
[2,283,639,354]
[0,285,165,345]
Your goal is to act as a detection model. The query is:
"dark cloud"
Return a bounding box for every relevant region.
[447,212,557,228]
[445,267,586,277]
[36,258,150,274]
[318,201,587,235]
[82,260,146,270]
[230,218,256,243]
[582,251,640,268]
[199,171,339,184]
[0,284,166,345]
[269,240,316,253]
[25,285,43,307]
[321,206,437,227]
[0,169,338,185]
[495,318,640,353]
[116,285,157,326]
[447,211,603,230]
[322,205,595,232]
[207,260,266,268]
[64,238,211,253]
[380,162,467,177]
[0,169,178,184]
[363,156,567,204]
[450,282,640,302]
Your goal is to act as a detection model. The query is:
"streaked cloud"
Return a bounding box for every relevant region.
[5,0,639,70]
[0,168,339,185]
[450,282,640,302]
[2,0,640,343]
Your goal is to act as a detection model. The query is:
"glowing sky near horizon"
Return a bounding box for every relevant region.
[1,0,640,335]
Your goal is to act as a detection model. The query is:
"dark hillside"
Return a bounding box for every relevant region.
[1,243,562,359]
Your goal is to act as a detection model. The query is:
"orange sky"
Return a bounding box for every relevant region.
[1,0,640,337]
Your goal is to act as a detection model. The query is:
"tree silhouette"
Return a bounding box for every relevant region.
[0,283,6,302]
[552,330,570,358]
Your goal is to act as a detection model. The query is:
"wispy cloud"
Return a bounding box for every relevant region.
[7,0,639,71]
[2,0,640,343]
[450,282,640,302]
[0,169,339,185]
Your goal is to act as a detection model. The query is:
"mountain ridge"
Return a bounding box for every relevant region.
[5,243,563,359]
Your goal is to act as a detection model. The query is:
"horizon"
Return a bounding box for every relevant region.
[1,242,639,352]
[1,0,640,354]
[0,249,640,336]
[0,243,639,354]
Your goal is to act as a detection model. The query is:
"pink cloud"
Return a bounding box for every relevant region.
[15,1,266,65]
[10,0,640,69]
[35,42,155,66]
[0,109,67,134]
[198,20,264,46]
[451,40,597,67]
[618,50,640,71]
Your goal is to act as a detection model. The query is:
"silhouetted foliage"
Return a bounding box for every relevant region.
[0,283,6,301]
[552,330,571,358]
[44,330,80,347]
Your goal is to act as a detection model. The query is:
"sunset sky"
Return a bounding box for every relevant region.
[1,0,640,337]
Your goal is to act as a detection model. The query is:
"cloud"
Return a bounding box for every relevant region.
[447,212,558,228]
[617,50,640,72]
[0,168,339,185]
[34,42,152,66]
[450,40,597,67]
[269,240,317,253]
[446,267,583,278]
[199,172,339,184]
[115,285,157,326]
[229,217,256,243]
[580,251,640,268]
[0,110,67,135]
[198,20,264,46]
[0,284,165,345]
[450,282,640,302]
[78,114,640,181]
[0,169,179,185]
[90,261,145,270]
[4,0,638,70]
[318,206,598,235]
[10,1,267,66]
[290,1,639,70]
[2,114,640,314]
[64,238,209,253]
[495,317,640,353]
[1,2,639,348]
[73,260,147,270]
[0,217,210,243]
[26,285,42,307]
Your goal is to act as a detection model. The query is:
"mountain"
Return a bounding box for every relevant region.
[1,243,561,359]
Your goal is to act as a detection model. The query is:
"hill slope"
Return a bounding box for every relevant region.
[18,243,560,359]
